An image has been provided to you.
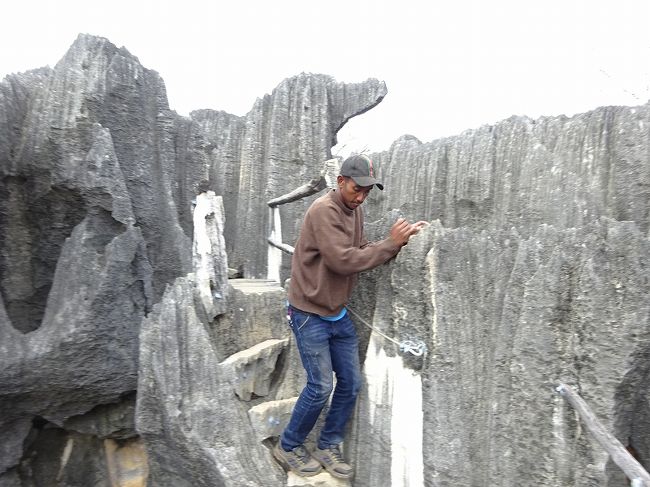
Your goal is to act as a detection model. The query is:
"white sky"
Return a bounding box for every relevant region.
[2,0,650,154]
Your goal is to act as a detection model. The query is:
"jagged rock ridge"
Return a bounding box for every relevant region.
[0,34,386,486]
[366,110,650,234]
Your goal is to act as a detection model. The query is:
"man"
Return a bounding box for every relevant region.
[273,154,425,479]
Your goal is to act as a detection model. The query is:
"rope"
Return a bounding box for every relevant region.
[347,308,428,358]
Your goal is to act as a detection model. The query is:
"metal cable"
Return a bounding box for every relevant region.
[347,308,427,358]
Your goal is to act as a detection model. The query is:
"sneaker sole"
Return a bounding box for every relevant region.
[272,447,322,477]
[320,465,353,480]
[314,458,353,480]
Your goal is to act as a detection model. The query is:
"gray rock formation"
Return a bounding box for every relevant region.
[193,73,387,279]
[2,32,650,487]
[0,34,386,486]
[348,218,650,486]
[365,109,650,234]
[347,107,650,486]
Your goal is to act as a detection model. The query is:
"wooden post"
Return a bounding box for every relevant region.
[267,238,294,255]
[267,176,326,207]
[556,383,650,486]
[265,157,338,278]
[267,158,340,208]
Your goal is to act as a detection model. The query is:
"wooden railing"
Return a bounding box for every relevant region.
[266,159,339,278]
[556,383,650,486]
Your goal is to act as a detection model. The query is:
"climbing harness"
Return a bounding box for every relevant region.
[347,308,428,358]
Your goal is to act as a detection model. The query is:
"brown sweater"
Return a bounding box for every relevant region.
[288,188,401,316]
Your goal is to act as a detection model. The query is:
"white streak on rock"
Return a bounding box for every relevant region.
[268,207,283,282]
[390,359,424,487]
[57,437,74,481]
[192,191,229,319]
[552,394,569,482]
[363,336,424,486]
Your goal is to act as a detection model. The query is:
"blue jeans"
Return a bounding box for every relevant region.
[280,305,362,451]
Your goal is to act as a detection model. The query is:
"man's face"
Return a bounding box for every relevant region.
[337,176,373,210]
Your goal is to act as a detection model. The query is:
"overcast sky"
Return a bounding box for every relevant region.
[2,0,650,155]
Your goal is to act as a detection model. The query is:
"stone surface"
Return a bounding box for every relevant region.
[221,338,290,401]
[63,393,137,440]
[0,419,31,474]
[0,215,151,483]
[136,274,287,486]
[104,438,148,487]
[248,397,298,442]
[366,109,650,235]
[212,279,288,359]
[194,74,387,280]
[192,191,229,319]
[347,103,650,486]
[0,34,383,485]
[0,423,147,487]
[287,471,351,486]
[348,219,650,486]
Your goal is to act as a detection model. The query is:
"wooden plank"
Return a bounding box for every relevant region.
[267,158,340,208]
[556,383,650,485]
[267,238,294,255]
[267,176,326,207]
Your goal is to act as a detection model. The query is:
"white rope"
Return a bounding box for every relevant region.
[347,308,428,358]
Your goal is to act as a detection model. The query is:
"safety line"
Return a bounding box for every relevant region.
[347,307,428,358]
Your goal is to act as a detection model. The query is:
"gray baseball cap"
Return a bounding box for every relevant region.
[340,154,384,190]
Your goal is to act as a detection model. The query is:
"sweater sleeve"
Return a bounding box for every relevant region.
[309,204,401,276]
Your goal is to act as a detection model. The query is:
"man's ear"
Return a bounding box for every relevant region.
[336,175,345,186]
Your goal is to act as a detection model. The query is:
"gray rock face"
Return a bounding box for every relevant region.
[0,34,387,485]
[349,219,650,486]
[193,74,387,279]
[2,32,650,487]
[348,107,650,486]
[0,33,185,340]
[366,109,650,234]
[136,276,289,486]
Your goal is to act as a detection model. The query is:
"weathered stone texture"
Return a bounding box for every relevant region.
[0,216,150,418]
[194,74,386,279]
[351,109,650,485]
[346,218,650,486]
[191,109,246,258]
[0,33,189,342]
[135,220,288,485]
[0,33,386,484]
[221,338,290,401]
[367,109,650,235]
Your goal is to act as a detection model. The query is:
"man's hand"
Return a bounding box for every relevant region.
[389,218,429,246]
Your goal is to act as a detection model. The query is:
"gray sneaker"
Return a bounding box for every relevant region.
[272,441,322,477]
[312,444,353,479]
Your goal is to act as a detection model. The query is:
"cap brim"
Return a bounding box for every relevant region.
[350,176,384,191]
